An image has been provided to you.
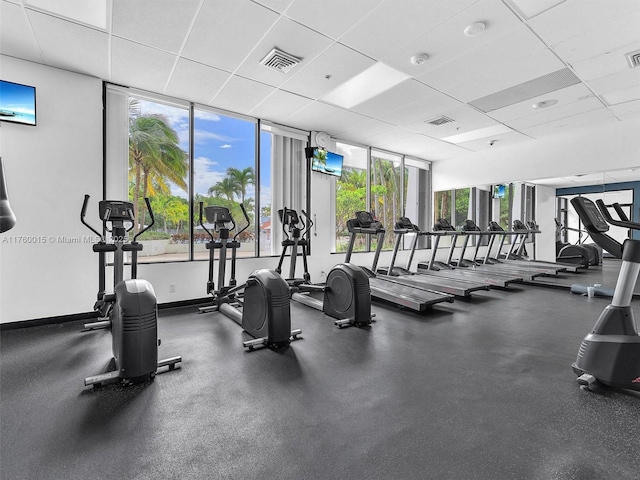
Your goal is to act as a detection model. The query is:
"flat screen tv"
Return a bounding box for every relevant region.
[493,184,506,199]
[0,80,36,126]
[311,148,343,177]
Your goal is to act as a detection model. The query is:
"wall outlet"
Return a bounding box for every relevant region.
[169,284,176,293]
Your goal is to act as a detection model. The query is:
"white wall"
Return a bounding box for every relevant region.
[0,56,103,323]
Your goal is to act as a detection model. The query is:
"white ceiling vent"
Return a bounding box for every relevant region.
[626,49,640,68]
[426,115,455,126]
[260,48,301,74]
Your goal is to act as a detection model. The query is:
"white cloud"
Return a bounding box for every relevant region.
[194,156,226,196]
[220,144,232,149]
[195,111,222,122]
[194,129,235,144]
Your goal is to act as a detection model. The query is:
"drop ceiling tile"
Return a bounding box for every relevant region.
[444,48,566,102]
[506,0,566,20]
[360,126,416,145]
[571,42,640,81]
[236,17,334,88]
[286,101,370,134]
[350,79,437,117]
[111,37,177,93]
[519,108,616,138]
[0,1,42,63]
[182,0,279,72]
[505,97,605,130]
[281,43,375,99]
[528,0,640,47]
[586,67,640,97]
[379,92,463,127]
[456,130,532,151]
[249,89,314,123]
[339,0,476,60]
[210,76,276,115]
[610,99,640,117]
[26,10,108,78]
[487,83,594,123]
[382,134,470,160]
[334,118,396,140]
[285,0,384,39]
[253,0,294,13]
[618,111,640,121]
[551,10,640,64]
[603,84,640,106]
[112,0,201,54]
[383,0,523,77]
[418,25,547,92]
[165,58,231,105]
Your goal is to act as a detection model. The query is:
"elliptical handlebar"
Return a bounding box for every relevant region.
[300,209,313,237]
[80,194,104,241]
[133,198,155,242]
[596,199,640,231]
[281,206,291,241]
[198,202,214,241]
[234,203,251,241]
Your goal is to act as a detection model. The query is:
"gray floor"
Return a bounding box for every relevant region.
[2,260,640,480]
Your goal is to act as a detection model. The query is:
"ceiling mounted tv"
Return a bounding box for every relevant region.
[311,148,343,178]
[0,80,37,126]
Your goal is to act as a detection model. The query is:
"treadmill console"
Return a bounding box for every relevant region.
[433,218,455,231]
[395,217,419,232]
[488,221,504,232]
[570,197,609,233]
[462,220,480,231]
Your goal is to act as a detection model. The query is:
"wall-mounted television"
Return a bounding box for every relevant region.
[493,184,506,199]
[311,148,343,177]
[0,80,37,126]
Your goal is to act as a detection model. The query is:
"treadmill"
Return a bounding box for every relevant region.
[345,212,454,311]
[417,220,523,288]
[457,219,560,281]
[377,217,491,298]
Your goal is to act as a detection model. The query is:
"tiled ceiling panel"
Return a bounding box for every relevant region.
[182,0,280,72]
[339,0,477,61]
[456,130,532,152]
[350,80,437,118]
[164,59,231,105]
[586,67,640,98]
[112,0,201,54]
[27,10,109,79]
[235,17,333,87]
[379,92,463,127]
[248,89,315,123]
[110,37,177,94]
[210,76,277,116]
[333,118,396,140]
[383,0,523,77]
[281,43,375,99]
[571,42,640,81]
[285,0,385,40]
[505,97,605,131]
[0,1,42,63]
[405,103,500,138]
[520,108,616,138]
[418,24,547,92]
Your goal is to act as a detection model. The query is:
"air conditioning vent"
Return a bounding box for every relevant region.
[426,115,455,126]
[626,49,640,68]
[260,48,301,73]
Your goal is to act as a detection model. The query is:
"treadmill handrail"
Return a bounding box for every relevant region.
[596,199,640,231]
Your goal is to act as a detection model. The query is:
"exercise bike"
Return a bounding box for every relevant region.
[198,202,301,350]
[570,196,640,392]
[276,207,373,328]
[80,195,181,387]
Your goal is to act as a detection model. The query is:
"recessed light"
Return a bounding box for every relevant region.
[410,53,429,65]
[532,99,558,109]
[464,22,486,37]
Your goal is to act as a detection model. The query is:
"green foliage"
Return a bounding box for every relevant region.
[137,231,171,240]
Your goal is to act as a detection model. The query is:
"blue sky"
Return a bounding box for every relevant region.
[139,100,271,208]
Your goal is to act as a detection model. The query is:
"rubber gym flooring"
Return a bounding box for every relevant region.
[1,260,639,480]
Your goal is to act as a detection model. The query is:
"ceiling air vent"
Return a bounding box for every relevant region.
[426,115,455,126]
[626,49,640,68]
[260,48,301,74]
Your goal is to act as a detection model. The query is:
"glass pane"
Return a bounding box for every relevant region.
[403,158,430,249]
[454,187,471,227]
[370,150,402,251]
[129,98,189,262]
[193,109,256,259]
[334,142,367,253]
[260,128,307,257]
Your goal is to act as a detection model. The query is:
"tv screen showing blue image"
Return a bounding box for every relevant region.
[0,80,37,126]
[311,149,343,177]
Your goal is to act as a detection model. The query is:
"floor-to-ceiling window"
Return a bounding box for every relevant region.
[334,142,368,253]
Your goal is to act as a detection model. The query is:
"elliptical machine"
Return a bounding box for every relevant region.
[80,195,181,387]
[276,207,373,328]
[570,196,640,392]
[198,202,301,350]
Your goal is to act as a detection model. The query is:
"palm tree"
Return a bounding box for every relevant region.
[208,177,239,202]
[129,113,188,231]
[226,167,255,205]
